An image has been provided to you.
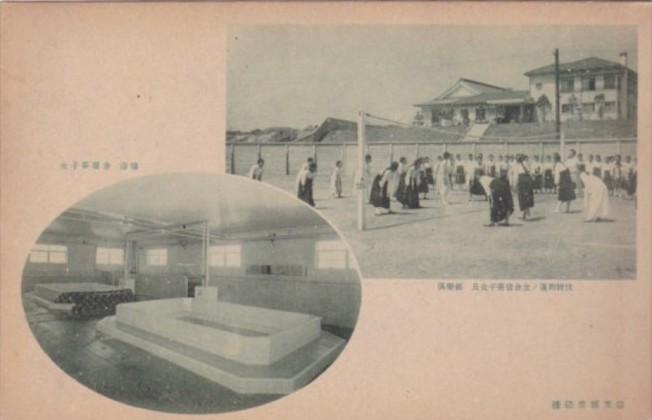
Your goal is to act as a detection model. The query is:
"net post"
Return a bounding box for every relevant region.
[285,144,290,175]
[357,112,367,231]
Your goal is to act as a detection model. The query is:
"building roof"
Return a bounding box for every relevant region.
[415,89,533,107]
[524,57,633,77]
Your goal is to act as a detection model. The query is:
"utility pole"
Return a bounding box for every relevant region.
[554,48,561,140]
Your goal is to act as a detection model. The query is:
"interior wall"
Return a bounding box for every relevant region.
[134,233,361,329]
[22,232,124,292]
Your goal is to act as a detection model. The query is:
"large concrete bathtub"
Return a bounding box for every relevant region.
[97,297,345,394]
[114,298,322,365]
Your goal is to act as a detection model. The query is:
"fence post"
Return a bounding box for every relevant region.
[312,144,317,163]
[617,139,622,156]
[503,141,508,156]
[285,144,290,176]
[560,131,565,161]
[539,142,544,160]
[256,144,262,160]
[230,143,235,174]
[443,143,448,153]
[472,142,477,157]
[576,140,581,155]
[388,143,394,164]
[415,143,420,158]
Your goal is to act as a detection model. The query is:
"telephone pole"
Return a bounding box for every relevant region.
[554,48,561,140]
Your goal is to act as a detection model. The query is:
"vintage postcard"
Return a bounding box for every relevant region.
[1,2,650,420]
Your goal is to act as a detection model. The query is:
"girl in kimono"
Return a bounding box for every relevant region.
[394,157,408,206]
[468,154,486,200]
[623,155,637,199]
[454,154,466,189]
[248,158,264,181]
[404,158,422,209]
[514,154,535,220]
[602,156,615,196]
[420,157,433,199]
[553,152,576,213]
[579,168,610,222]
[486,154,497,178]
[593,155,603,178]
[487,169,514,226]
[296,157,314,195]
[329,161,343,198]
[297,162,317,207]
[531,155,543,193]
[372,162,399,215]
[543,155,555,193]
[614,155,625,198]
[435,152,453,206]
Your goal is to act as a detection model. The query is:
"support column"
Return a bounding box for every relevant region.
[357,112,367,231]
[285,144,290,176]
[230,143,235,174]
[388,143,394,164]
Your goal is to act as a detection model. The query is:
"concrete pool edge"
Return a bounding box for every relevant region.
[96,316,346,394]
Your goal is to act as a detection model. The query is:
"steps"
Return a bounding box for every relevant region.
[463,122,491,141]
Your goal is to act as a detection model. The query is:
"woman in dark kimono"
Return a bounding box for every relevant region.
[394,157,408,208]
[553,153,576,213]
[515,154,534,220]
[543,155,555,193]
[488,169,514,226]
[372,162,399,215]
[455,154,466,188]
[404,158,422,209]
[297,162,317,207]
[420,157,432,199]
[469,162,486,199]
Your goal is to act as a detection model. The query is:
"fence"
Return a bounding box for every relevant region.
[226,138,638,180]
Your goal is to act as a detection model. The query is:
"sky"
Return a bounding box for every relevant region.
[227,25,637,131]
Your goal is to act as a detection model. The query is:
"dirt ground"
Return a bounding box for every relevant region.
[259,174,636,280]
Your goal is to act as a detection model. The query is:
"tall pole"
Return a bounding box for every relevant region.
[554,48,561,140]
[357,111,367,231]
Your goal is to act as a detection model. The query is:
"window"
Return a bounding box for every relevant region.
[581,77,596,91]
[603,74,616,89]
[582,103,595,113]
[535,82,543,90]
[29,244,67,264]
[316,240,349,270]
[209,245,241,267]
[560,79,574,93]
[146,248,167,266]
[96,247,124,265]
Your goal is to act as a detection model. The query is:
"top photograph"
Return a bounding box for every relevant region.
[226,25,638,280]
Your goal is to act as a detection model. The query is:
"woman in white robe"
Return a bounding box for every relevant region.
[329,161,343,198]
[580,171,610,222]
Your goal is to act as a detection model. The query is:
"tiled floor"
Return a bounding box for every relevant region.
[23,298,351,414]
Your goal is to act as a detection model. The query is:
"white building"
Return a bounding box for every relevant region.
[524,53,637,122]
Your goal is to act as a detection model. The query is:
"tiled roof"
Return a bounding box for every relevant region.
[524,57,628,76]
[416,90,532,107]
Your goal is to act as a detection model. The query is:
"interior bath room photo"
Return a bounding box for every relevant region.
[21,173,362,414]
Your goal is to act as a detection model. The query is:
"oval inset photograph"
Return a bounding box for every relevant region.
[21,173,361,414]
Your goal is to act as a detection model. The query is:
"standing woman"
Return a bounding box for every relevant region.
[436,152,453,206]
[455,154,466,190]
[329,160,343,198]
[553,152,576,213]
[404,158,422,209]
[372,162,399,215]
[298,162,317,207]
[514,154,535,220]
[543,155,555,193]
[603,156,615,196]
[420,157,433,199]
[531,155,543,193]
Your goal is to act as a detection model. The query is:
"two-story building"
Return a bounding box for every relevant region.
[525,53,637,122]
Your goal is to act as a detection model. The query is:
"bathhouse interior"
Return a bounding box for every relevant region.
[22,174,361,414]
